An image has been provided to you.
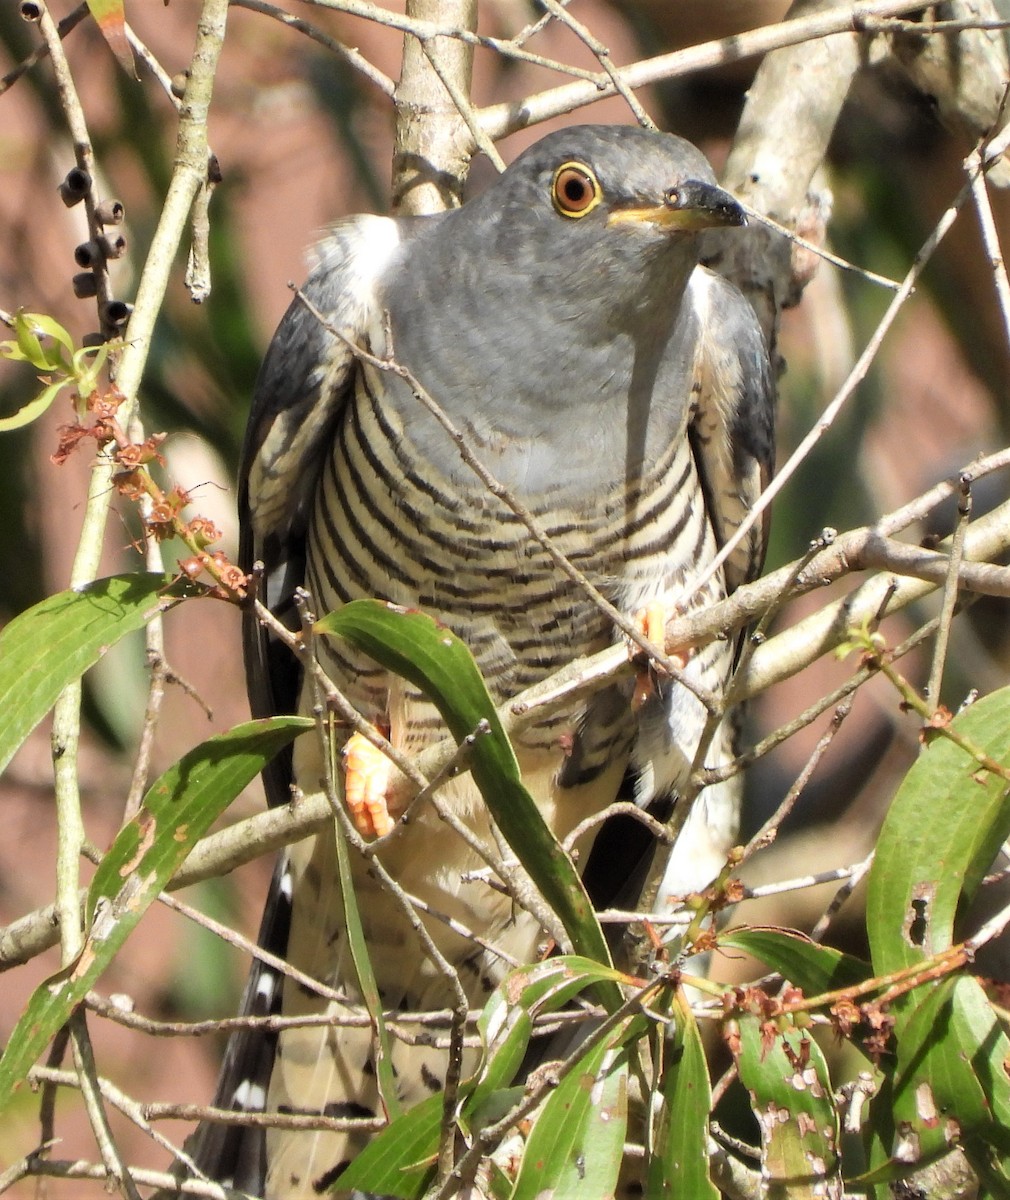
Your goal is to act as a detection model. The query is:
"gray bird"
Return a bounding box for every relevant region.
[189,123,774,1199]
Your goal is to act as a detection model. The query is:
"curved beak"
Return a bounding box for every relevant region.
[608,180,746,232]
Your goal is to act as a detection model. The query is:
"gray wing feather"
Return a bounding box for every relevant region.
[688,267,775,593]
[238,215,401,797]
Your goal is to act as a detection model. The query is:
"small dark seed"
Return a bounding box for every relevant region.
[100,300,133,328]
[95,199,125,226]
[98,232,127,259]
[72,272,98,300]
[74,241,102,268]
[58,167,91,207]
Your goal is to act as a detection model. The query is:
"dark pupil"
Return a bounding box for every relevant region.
[564,176,587,204]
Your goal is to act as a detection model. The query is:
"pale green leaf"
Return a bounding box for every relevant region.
[0,716,311,1110]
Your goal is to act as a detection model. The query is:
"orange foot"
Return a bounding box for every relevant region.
[342,732,397,838]
[630,600,691,710]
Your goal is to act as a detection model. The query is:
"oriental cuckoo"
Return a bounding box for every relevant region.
[189,124,774,1198]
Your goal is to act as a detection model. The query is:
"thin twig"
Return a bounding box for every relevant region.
[926,475,971,710]
[810,851,876,942]
[35,1022,71,1183]
[537,0,655,128]
[741,696,855,863]
[743,206,902,291]
[420,41,505,171]
[232,0,395,97]
[741,862,865,902]
[29,1065,385,1137]
[563,801,674,855]
[125,23,181,107]
[404,892,521,968]
[85,990,482,1043]
[477,0,934,137]
[69,1013,143,1200]
[8,1157,258,1199]
[0,1,88,96]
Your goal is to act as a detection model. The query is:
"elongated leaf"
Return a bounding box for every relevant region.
[863,688,1010,1182]
[0,378,68,431]
[720,926,869,997]
[0,573,201,775]
[0,716,310,1109]
[867,687,1010,974]
[330,741,401,1122]
[471,957,630,1115]
[4,311,73,372]
[510,1026,630,1199]
[856,974,1010,1187]
[730,1012,841,1198]
[86,0,136,76]
[333,956,630,1199]
[316,601,616,992]
[647,988,717,1199]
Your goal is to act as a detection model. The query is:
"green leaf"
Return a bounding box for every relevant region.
[0,715,311,1110]
[1,311,75,373]
[720,926,869,997]
[509,1026,630,1199]
[0,574,202,775]
[730,1012,841,1198]
[13,314,56,371]
[647,988,718,1199]
[330,738,402,1122]
[72,341,111,400]
[23,312,75,362]
[863,688,1010,1183]
[856,975,1010,1186]
[471,957,631,1114]
[0,377,69,432]
[333,956,630,1199]
[867,687,1010,975]
[316,601,617,998]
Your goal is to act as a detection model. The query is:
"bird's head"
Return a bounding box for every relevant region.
[486,124,742,231]
[463,124,746,318]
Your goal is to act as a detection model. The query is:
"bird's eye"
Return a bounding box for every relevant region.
[664,187,680,208]
[551,162,602,218]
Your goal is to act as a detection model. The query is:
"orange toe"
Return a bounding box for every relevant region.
[342,732,396,838]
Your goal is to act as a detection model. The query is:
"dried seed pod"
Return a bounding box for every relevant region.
[95,199,125,226]
[72,272,98,299]
[98,231,127,259]
[58,167,92,207]
[100,300,133,328]
[170,71,189,99]
[74,240,103,269]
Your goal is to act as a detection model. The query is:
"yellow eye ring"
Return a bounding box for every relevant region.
[551,162,602,218]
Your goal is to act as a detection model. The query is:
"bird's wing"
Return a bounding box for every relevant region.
[687,266,775,594]
[181,217,403,1193]
[238,214,402,806]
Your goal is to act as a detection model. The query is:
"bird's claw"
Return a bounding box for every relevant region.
[634,600,670,652]
[342,732,396,838]
[630,600,691,710]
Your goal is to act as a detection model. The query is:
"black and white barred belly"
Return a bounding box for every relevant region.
[304,366,727,771]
